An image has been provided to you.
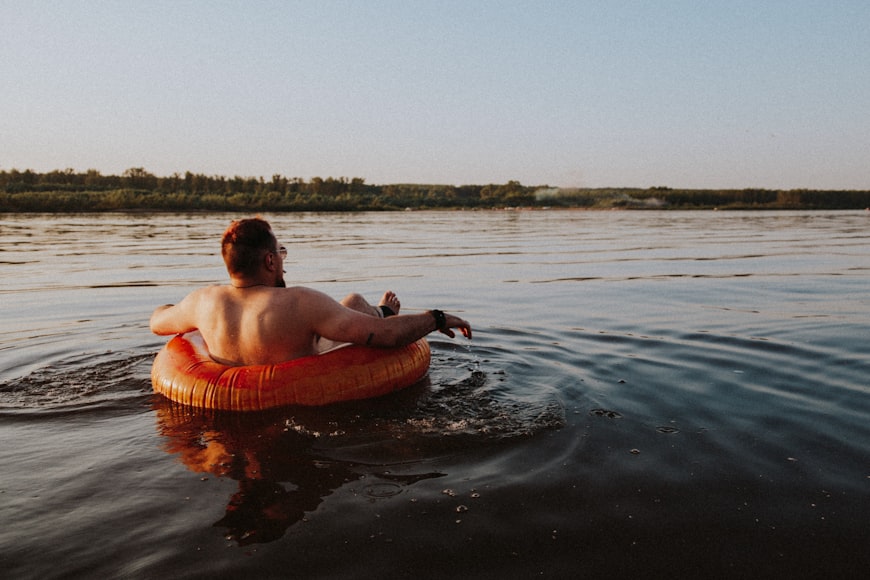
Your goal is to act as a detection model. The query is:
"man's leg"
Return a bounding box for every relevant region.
[340,291,401,318]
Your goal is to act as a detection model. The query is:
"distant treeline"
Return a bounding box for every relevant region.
[1,168,869,212]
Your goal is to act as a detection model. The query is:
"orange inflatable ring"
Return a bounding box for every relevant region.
[152,331,431,411]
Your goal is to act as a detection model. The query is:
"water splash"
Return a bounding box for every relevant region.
[0,352,153,414]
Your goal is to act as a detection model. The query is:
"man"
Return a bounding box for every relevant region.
[150,217,472,365]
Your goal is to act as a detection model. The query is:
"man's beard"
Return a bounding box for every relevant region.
[275,278,286,288]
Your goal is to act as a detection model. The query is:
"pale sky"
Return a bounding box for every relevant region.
[2,1,868,189]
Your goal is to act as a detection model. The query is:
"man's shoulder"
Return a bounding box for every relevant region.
[285,286,339,308]
[197,284,232,296]
[188,284,236,305]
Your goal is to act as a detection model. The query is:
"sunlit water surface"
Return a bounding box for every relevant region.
[1,210,868,578]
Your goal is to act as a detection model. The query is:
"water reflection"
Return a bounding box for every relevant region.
[153,399,446,545]
[152,359,565,545]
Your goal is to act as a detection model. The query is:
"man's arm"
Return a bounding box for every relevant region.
[352,310,471,348]
[305,289,471,348]
[150,293,199,336]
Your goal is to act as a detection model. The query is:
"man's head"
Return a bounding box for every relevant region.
[221,218,285,286]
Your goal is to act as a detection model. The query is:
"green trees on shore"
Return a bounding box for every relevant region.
[1,168,868,212]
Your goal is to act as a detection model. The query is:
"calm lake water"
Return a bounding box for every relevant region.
[1,210,869,578]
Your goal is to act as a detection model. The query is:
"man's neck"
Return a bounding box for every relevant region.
[230,277,272,289]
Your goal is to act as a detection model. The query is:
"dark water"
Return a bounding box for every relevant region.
[1,210,868,578]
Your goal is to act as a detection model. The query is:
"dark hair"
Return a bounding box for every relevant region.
[221,218,277,277]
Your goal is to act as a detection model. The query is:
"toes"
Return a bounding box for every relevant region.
[379,291,401,314]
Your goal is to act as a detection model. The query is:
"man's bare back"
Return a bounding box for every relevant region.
[150,218,471,366]
[152,285,408,365]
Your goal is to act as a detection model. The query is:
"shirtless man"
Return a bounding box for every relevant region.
[150,217,472,365]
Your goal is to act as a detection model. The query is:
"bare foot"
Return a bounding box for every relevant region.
[378,291,401,316]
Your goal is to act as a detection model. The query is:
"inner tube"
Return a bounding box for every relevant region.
[152,332,431,411]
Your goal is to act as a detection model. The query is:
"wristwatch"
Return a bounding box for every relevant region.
[429,309,447,331]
